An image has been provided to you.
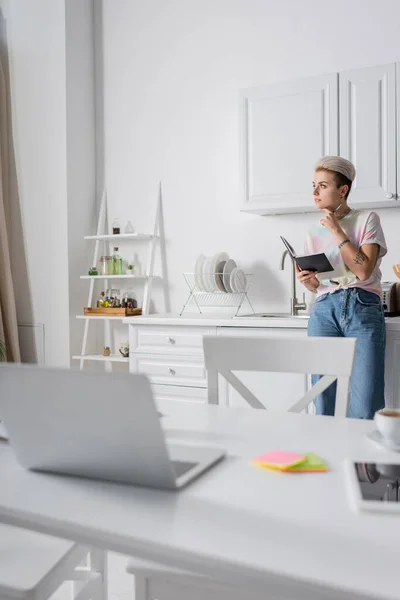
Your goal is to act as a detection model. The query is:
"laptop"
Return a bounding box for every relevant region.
[0,363,225,490]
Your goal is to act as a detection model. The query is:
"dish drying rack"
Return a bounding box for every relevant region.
[180,272,255,316]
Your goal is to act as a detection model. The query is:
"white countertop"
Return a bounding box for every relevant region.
[124,312,400,330]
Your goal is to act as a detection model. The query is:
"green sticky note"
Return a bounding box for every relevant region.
[287,453,327,472]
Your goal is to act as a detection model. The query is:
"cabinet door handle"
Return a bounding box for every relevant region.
[168,368,176,375]
[386,193,394,199]
[166,337,175,344]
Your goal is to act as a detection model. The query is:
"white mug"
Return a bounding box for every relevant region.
[374,408,400,444]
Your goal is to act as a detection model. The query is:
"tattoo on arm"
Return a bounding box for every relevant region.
[353,251,367,265]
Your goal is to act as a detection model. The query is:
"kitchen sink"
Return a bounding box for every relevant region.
[234,313,310,319]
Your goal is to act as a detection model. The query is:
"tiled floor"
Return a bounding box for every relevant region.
[51,553,134,600]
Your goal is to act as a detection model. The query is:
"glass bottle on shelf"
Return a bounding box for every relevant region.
[99,255,111,276]
[122,288,137,309]
[132,252,141,276]
[97,291,108,308]
[125,220,135,233]
[106,288,121,306]
[112,218,120,235]
[111,247,122,275]
[106,288,121,307]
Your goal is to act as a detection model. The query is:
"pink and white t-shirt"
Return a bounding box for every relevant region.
[304,210,387,299]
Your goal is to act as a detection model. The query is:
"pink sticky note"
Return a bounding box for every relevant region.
[252,450,306,471]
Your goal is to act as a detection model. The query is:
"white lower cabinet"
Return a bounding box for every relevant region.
[128,320,399,409]
[385,331,400,409]
[151,384,208,404]
[128,322,310,409]
[218,327,310,410]
[131,353,207,388]
[129,325,217,404]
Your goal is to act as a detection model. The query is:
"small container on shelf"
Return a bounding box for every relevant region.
[97,291,108,308]
[99,255,111,275]
[132,252,141,275]
[106,288,121,307]
[88,266,98,276]
[121,289,137,309]
[125,220,134,233]
[112,218,120,235]
[119,342,129,357]
[111,247,123,275]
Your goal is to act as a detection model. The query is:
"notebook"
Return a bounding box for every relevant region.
[280,236,333,273]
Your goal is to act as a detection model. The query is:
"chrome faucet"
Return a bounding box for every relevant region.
[280,250,307,316]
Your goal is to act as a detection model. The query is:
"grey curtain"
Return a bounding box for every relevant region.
[0,55,20,362]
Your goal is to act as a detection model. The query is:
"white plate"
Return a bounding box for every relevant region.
[366,429,400,453]
[202,257,214,292]
[223,259,237,293]
[211,252,229,291]
[229,267,239,293]
[232,267,247,293]
[194,254,206,291]
[207,253,221,292]
[215,260,227,291]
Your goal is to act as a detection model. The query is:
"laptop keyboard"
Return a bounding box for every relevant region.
[172,460,198,477]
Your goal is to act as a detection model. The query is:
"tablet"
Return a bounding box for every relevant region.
[343,459,400,513]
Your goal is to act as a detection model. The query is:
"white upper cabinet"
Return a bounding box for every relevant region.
[239,73,339,215]
[339,63,397,207]
[240,61,400,215]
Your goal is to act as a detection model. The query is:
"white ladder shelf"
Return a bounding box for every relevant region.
[73,184,166,369]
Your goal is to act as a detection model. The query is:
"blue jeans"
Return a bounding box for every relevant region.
[308,288,386,419]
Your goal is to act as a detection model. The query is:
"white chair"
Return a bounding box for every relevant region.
[127,560,260,600]
[204,335,356,416]
[0,524,107,600]
[126,335,357,599]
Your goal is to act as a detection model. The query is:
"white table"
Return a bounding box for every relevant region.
[0,402,399,600]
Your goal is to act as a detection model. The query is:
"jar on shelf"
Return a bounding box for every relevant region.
[132,252,141,276]
[88,266,98,276]
[97,291,108,308]
[99,255,111,276]
[125,220,134,233]
[111,247,123,275]
[122,289,137,309]
[112,218,120,235]
[106,288,121,307]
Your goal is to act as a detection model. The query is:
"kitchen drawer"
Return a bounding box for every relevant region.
[129,326,216,356]
[131,354,207,387]
[219,327,307,339]
[151,384,208,404]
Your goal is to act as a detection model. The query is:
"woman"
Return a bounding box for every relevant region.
[297,156,387,419]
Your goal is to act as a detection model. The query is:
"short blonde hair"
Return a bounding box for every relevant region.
[315,156,356,199]
[315,156,356,181]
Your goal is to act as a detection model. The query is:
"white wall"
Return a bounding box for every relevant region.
[102,0,400,315]
[65,0,97,360]
[1,0,70,365]
[0,0,96,365]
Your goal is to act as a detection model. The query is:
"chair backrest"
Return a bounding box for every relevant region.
[203,335,357,417]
